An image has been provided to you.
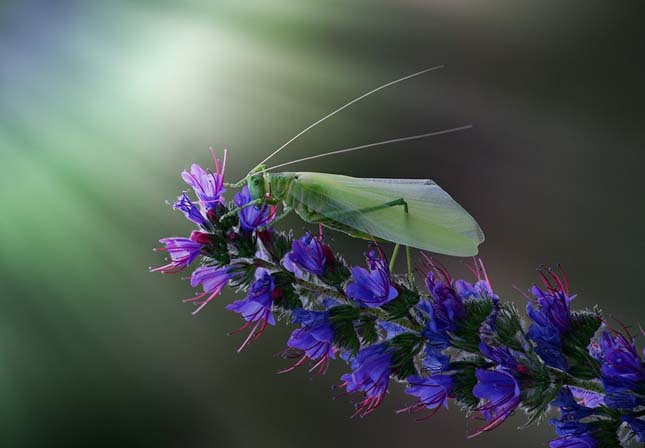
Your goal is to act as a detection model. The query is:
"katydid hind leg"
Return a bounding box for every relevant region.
[322,197,409,220]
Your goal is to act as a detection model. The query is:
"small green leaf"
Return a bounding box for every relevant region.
[562,307,602,379]
[521,365,559,427]
[357,315,378,344]
[328,305,361,354]
[389,333,423,380]
[321,254,351,287]
[451,362,481,410]
[451,299,494,353]
[381,285,420,320]
[492,304,524,352]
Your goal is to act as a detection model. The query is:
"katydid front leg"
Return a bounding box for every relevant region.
[220,198,264,220]
[257,206,293,231]
[224,180,247,189]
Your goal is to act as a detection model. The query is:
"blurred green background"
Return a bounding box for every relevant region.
[1,1,643,446]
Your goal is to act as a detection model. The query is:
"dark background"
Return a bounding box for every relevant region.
[1,1,643,446]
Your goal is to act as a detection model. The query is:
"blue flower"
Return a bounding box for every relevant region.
[479,342,521,372]
[415,272,469,374]
[470,369,521,437]
[340,343,392,417]
[568,386,604,408]
[454,279,498,302]
[234,186,276,231]
[174,192,208,227]
[422,335,451,374]
[378,320,409,339]
[423,272,465,333]
[525,271,577,370]
[150,237,202,273]
[226,270,276,351]
[400,374,453,420]
[549,434,597,448]
[527,283,574,332]
[591,331,645,409]
[183,265,232,314]
[526,323,569,370]
[281,309,336,375]
[181,162,225,211]
[287,233,333,276]
[345,251,398,308]
[549,387,597,437]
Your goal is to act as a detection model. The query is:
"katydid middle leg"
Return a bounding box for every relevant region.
[322,197,413,279]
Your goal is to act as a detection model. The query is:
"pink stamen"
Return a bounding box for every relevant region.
[237,320,262,352]
[477,258,492,289]
[558,264,570,296]
[512,284,531,300]
[278,353,309,374]
[546,268,566,294]
[462,260,479,279]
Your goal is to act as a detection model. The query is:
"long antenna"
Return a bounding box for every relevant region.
[264,124,473,171]
[249,65,445,175]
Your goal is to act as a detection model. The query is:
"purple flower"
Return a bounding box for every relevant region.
[528,283,574,332]
[183,265,232,314]
[526,323,568,370]
[549,434,597,448]
[591,331,645,409]
[479,342,522,372]
[345,251,398,308]
[399,374,453,420]
[281,309,336,375]
[470,369,521,437]
[287,233,333,276]
[340,343,393,417]
[423,271,465,333]
[234,186,276,231]
[569,387,604,408]
[525,270,576,370]
[421,332,451,374]
[378,321,409,339]
[181,155,226,211]
[455,279,498,302]
[549,387,597,437]
[226,270,276,351]
[174,192,208,227]
[150,237,202,273]
[416,272,467,374]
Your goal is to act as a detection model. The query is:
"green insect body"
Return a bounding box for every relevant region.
[229,67,485,259]
[244,168,484,257]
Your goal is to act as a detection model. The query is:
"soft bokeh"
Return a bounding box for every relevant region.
[1,1,643,446]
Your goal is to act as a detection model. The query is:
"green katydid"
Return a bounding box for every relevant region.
[223,66,485,276]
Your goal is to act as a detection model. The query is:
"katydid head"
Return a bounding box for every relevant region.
[247,165,268,200]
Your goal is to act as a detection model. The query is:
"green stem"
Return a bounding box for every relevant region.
[253,257,421,331]
[560,374,604,394]
[253,258,604,394]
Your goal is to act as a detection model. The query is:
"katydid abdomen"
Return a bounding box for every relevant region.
[272,172,484,257]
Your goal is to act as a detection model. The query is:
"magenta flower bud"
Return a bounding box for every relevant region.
[190,231,212,245]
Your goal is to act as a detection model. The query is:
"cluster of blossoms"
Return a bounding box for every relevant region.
[153,153,645,447]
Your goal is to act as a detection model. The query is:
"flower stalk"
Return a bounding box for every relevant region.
[153,153,645,447]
